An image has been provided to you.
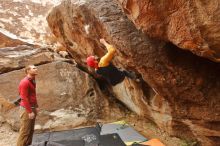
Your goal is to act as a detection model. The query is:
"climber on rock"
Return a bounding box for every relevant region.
[86,38,139,86]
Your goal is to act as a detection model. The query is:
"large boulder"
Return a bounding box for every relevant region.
[118,0,220,62]
[0,45,55,74]
[0,31,32,48]
[0,61,110,131]
[112,80,172,133]
[47,0,220,145]
[0,0,62,44]
[0,41,119,131]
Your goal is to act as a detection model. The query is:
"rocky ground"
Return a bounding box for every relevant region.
[0,123,18,146]
[0,113,194,146]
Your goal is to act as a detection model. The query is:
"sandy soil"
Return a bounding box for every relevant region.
[0,123,18,146]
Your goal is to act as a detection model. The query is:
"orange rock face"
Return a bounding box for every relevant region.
[47,0,220,145]
[118,0,220,62]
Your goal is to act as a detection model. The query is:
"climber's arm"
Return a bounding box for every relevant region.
[98,39,116,67]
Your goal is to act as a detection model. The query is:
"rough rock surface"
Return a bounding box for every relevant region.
[118,0,220,62]
[0,45,55,74]
[0,0,129,143]
[0,36,118,132]
[47,0,220,145]
[0,0,62,44]
[0,61,111,131]
[0,31,31,48]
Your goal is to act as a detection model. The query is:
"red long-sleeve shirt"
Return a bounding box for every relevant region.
[19,77,38,113]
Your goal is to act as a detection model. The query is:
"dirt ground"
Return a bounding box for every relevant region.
[0,113,194,146]
[0,123,18,146]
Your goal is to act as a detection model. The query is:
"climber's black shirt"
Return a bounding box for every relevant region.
[96,63,125,86]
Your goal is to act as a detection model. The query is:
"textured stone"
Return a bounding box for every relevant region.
[0,0,61,44]
[118,0,220,62]
[0,32,31,48]
[47,0,220,145]
[0,45,55,74]
[0,62,109,131]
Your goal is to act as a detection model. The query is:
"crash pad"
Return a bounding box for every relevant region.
[140,138,165,146]
[101,121,147,145]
